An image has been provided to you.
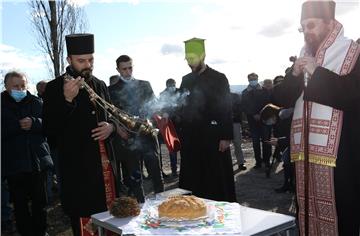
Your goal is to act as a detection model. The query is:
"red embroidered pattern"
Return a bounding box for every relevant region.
[293,21,360,236]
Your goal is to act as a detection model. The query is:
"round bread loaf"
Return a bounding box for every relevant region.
[158,195,207,219]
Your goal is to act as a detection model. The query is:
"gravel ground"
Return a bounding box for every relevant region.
[2,139,297,236]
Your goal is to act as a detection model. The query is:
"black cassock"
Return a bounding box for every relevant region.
[272,57,360,236]
[43,71,117,217]
[178,66,236,202]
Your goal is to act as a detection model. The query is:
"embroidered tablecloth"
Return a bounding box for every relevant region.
[120,198,242,235]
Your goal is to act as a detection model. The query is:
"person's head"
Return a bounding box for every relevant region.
[184,38,206,73]
[273,75,285,86]
[109,75,119,86]
[300,1,336,55]
[36,80,47,98]
[4,71,28,102]
[116,55,133,80]
[247,73,259,87]
[262,79,273,90]
[65,33,94,79]
[166,78,176,88]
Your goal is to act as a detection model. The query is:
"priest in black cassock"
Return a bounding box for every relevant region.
[178,38,236,202]
[42,34,118,236]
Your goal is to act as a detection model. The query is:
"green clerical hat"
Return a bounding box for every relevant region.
[184,37,206,58]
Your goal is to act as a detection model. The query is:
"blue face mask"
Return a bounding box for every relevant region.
[249,80,258,87]
[11,89,27,102]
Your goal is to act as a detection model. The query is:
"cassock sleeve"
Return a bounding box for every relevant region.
[42,78,77,140]
[304,56,360,111]
[272,70,304,108]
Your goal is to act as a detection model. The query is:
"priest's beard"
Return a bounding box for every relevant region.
[80,68,93,80]
[304,29,330,56]
[189,63,203,74]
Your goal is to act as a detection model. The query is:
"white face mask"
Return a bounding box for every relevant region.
[249,80,258,87]
[120,75,134,83]
[168,86,176,92]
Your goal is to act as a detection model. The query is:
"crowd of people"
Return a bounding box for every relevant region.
[1,1,359,236]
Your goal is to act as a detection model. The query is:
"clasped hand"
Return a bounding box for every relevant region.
[19,117,32,130]
[292,56,318,77]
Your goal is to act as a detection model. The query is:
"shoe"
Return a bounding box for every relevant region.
[253,164,262,169]
[265,166,271,178]
[238,164,247,171]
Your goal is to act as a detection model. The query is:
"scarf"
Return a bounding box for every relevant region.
[291,20,360,167]
[292,20,359,236]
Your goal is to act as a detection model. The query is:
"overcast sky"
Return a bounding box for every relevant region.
[1,0,359,95]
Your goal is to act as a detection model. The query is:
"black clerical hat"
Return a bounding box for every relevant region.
[65,33,94,55]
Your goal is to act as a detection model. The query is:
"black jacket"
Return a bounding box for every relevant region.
[241,84,270,116]
[108,77,155,118]
[1,91,53,177]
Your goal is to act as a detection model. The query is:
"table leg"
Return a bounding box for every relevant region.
[97,226,104,236]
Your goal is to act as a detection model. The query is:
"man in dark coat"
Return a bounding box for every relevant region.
[241,73,272,169]
[272,1,360,235]
[108,55,164,203]
[42,34,118,236]
[2,71,53,236]
[178,38,236,202]
[158,78,181,176]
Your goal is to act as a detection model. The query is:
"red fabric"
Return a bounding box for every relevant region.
[153,114,181,153]
[80,140,117,236]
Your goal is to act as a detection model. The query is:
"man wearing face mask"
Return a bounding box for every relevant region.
[158,78,181,177]
[1,71,53,236]
[272,1,360,235]
[108,55,164,203]
[42,34,119,236]
[177,38,236,202]
[241,73,272,169]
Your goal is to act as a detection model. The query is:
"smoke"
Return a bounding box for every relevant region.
[142,88,190,118]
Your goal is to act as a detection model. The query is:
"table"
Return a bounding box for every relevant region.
[91,202,296,236]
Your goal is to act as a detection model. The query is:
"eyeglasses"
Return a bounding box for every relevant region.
[298,22,316,33]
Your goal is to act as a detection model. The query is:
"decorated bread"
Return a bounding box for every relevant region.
[158,195,207,219]
[110,197,140,217]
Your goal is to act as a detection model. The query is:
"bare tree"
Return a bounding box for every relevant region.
[29,0,88,78]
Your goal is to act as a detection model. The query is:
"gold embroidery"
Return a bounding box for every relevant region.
[291,152,336,167]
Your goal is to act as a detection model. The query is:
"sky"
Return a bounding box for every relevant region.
[1,0,359,95]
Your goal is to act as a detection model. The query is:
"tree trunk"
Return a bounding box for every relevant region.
[49,1,60,77]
